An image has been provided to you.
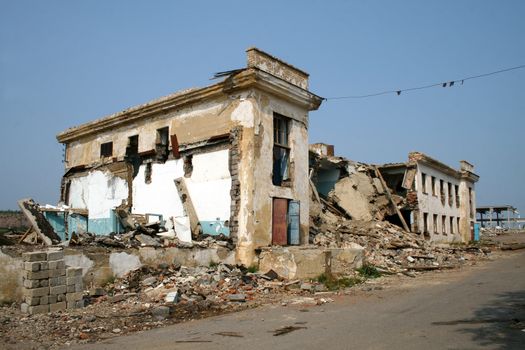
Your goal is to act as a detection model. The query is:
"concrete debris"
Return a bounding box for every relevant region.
[17,199,61,245]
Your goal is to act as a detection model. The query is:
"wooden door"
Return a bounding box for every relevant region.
[272,198,288,245]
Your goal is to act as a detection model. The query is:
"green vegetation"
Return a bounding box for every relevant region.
[246,265,258,273]
[356,264,382,278]
[315,273,363,291]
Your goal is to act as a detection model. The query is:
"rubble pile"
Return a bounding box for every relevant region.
[102,263,298,306]
[68,230,235,250]
[310,210,490,273]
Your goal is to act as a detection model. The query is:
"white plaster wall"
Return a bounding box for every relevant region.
[132,159,185,219]
[186,149,232,222]
[415,164,462,242]
[68,170,128,219]
[131,150,231,240]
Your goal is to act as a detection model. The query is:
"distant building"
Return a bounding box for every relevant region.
[380,152,479,242]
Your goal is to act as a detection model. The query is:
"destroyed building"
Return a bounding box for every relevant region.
[309,145,479,243]
[53,48,322,266]
[379,152,479,242]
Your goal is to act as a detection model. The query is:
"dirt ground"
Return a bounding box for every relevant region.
[1,230,523,350]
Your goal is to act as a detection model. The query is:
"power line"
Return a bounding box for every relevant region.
[324,64,525,100]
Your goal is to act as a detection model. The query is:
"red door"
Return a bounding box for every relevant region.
[272,198,288,245]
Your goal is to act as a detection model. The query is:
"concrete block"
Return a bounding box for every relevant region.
[28,304,49,314]
[67,300,85,309]
[57,294,66,302]
[40,295,49,305]
[22,252,47,262]
[66,292,83,302]
[67,276,83,285]
[25,296,40,306]
[66,285,75,293]
[49,277,58,287]
[21,303,29,313]
[23,287,49,298]
[49,301,66,312]
[75,284,83,293]
[66,267,83,277]
[48,260,58,270]
[48,269,65,278]
[48,295,57,304]
[57,276,66,285]
[40,261,49,270]
[39,279,49,287]
[47,251,64,261]
[24,262,40,272]
[22,270,49,280]
[23,279,40,289]
[49,285,67,295]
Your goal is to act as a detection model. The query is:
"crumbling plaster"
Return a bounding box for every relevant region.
[68,170,128,219]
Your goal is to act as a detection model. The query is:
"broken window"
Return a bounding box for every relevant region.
[448,182,453,206]
[125,135,140,177]
[442,215,447,234]
[421,173,427,193]
[155,127,169,161]
[457,217,460,232]
[100,142,113,158]
[440,179,445,204]
[433,214,438,234]
[431,176,437,196]
[423,212,429,237]
[469,188,474,218]
[455,185,460,208]
[450,216,454,234]
[272,113,290,186]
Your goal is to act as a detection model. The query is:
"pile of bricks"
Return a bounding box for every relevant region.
[21,250,84,314]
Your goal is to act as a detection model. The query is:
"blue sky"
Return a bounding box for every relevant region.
[1,1,524,215]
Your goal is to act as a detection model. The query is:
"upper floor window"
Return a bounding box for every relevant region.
[421,173,427,193]
[273,113,290,186]
[455,185,460,208]
[100,142,113,158]
[156,127,169,161]
[431,176,437,196]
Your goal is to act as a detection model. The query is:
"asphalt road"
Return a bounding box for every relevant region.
[71,250,525,350]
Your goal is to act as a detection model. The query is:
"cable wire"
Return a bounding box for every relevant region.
[325,64,525,100]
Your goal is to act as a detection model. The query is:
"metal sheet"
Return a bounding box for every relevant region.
[272,198,288,245]
[288,200,300,245]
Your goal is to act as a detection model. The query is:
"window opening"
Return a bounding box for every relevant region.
[100,142,113,158]
[273,114,291,186]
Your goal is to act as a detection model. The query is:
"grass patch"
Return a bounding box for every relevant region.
[246,265,258,273]
[316,273,363,291]
[356,264,382,279]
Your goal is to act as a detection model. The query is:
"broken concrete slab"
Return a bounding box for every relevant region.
[17,199,61,245]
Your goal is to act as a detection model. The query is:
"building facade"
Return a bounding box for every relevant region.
[56,48,322,265]
[380,152,479,243]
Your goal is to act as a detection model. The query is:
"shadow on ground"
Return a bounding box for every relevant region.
[433,291,525,349]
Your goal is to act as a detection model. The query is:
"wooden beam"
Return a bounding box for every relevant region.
[174,178,200,239]
[374,166,411,233]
